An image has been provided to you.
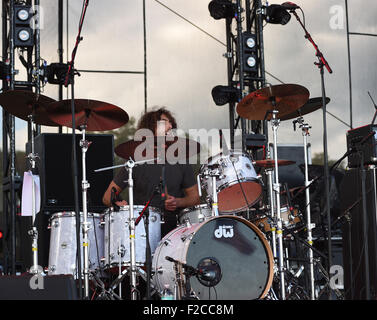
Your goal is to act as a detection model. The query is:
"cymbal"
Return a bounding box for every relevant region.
[115,136,201,162]
[47,99,129,131]
[0,90,58,126]
[279,97,330,121]
[253,159,296,168]
[236,84,310,120]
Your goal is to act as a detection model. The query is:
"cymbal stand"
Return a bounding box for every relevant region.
[95,157,158,299]
[26,114,39,274]
[265,149,277,258]
[293,116,315,300]
[79,123,91,299]
[270,109,286,300]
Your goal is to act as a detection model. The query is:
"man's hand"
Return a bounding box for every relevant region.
[165,195,178,211]
[116,200,128,207]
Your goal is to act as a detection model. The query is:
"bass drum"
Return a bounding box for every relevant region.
[152,215,274,300]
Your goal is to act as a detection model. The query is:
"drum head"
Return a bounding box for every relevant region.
[218,181,262,213]
[186,216,273,300]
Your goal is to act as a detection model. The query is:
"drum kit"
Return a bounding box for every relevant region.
[0,81,331,300]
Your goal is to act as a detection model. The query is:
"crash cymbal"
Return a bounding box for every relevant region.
[236,84,310,120]
[0,90,58,126]
[279,97,330,121]
[253,159,296,168]
[115,136,201,162]
[47,99,129,131]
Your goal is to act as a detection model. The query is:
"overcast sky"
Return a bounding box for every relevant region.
[3,0,377,164]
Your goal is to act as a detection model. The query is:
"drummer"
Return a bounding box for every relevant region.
[102,107,200,237]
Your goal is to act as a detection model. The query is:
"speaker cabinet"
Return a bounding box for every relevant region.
[0,274,78,300]
[26,133,114,213]
[269,143,311,189]
[340,167,377,299]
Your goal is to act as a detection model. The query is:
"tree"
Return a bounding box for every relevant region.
[311,152,346,169]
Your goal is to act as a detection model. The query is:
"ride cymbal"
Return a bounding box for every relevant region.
[47,99,129,131]
[236,84,310,120]
[0,90,57,126]
[279,97,330,121]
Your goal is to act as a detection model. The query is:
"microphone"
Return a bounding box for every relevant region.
[165,256,199,276]
[281,2,300,10]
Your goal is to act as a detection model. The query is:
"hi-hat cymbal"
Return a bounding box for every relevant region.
[47,99,129,131]
[115,136,201,162]
[253,159,296,168]
[279,97,330,121]
[0,90,58,126]
[236,84,310,120]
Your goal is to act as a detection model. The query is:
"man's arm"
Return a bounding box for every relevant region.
[165,184,200,211]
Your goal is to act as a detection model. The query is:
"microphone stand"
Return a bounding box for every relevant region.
[291,10,333,299]
[134,183,162,300]
[63,0,90,300]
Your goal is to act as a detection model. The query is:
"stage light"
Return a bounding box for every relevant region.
[16,8,30,22]
[242,32,257,72]
[13,4,34,47]
[263,4,291,25]
[42,62,72,85]
[208,0,237,20]
[211,85,239,106]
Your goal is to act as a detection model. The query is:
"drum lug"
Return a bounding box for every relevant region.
[163,239,171,246]
[49,265,56,273]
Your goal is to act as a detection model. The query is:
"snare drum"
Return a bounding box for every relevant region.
[103,205,161,268]
[48,212,104,278]
[178,204,213,225]
[152,215,274,300]
[200,150,262,214]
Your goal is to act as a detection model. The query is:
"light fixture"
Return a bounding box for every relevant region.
[13,4,34,47]
[42,62,71,85]
[211,85,239,106]
[263,4,291,25]
[208,0,237,20]
[16,8,30,22]
[242,32,257,72]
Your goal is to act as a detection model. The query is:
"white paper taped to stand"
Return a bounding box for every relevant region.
[21,171,41,216]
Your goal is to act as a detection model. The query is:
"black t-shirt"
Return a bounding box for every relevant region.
[113,163,196,236]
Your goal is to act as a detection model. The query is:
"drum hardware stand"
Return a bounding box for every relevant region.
[293,116,316,300]
[78,123,91,299]
[95,157,159,300]
[265,149,277,258]
[268,107,286,300]
[26,113,39,275]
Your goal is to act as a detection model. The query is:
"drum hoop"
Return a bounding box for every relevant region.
[104,205,162,214]
[180,203,212,214]
[50,211,102,221]
[190,215,274,299]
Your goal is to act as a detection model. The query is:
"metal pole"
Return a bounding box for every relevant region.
[80,126,90,298]
[301,121,315,300]
[344,0,353,129]
[271,110,285,300]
